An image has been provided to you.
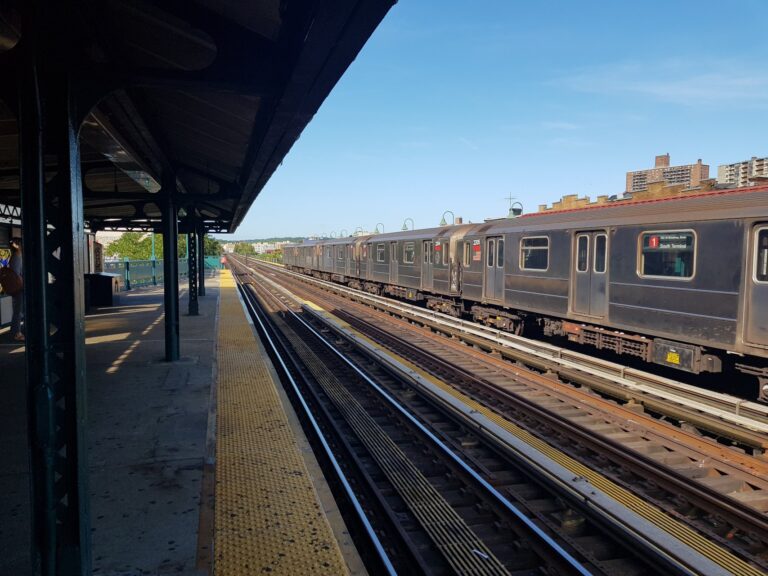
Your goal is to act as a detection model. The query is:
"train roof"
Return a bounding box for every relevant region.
[287,184,768,246]
[361,225,475,243]
[467,184,768,234]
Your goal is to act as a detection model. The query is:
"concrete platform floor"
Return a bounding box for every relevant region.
[1,278,219,576]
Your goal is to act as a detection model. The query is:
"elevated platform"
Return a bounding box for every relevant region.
[1,272,360,575]
[215,270,356,574]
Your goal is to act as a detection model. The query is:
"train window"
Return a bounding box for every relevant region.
[639,231,695,278]
[497,239,504,268]
[756,228,768,283]
[576,235,589,272]
[363,244,369,259]
[337,246,344,260]
[487,239,495,267]
[403,242,415,264]
[376,244,385,262]
[326,247,332,259]
[594,234,607,273]
[442,242,449,265]
[520,237,549,271]
[390,243,397,261]
[463,242,471,267]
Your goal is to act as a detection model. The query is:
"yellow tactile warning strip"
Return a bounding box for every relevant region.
[214,271,348,575]
[308,305,764,576]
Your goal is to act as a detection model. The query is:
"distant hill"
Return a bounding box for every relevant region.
[229,237,305,243]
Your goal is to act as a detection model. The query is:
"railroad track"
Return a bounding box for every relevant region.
[231,260,760,574]
[242,260,768,558]
[246,257,768,451]
[235,268,598,575]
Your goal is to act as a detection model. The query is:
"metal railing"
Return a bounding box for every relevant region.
[103,256,224,290]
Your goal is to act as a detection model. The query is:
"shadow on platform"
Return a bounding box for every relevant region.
[0,277,219,575]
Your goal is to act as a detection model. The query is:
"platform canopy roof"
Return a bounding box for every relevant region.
[0,0,394,232]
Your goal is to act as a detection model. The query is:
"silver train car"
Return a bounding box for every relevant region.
[285,185,768,397]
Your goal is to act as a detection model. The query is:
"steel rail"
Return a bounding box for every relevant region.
[233,261,597,575]
[246,261,752,576]
[232,274,398,576]
[330,307,768,550]
[246,282,594,576]
[246,258,768,447]
[245,258,768,573]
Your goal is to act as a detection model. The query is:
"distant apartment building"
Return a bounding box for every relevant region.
[625,154,709,194]
[94,230,125,248]
[717,156,768,188]
[252,240,292,254]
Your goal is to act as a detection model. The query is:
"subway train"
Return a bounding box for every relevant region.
[284,185,768,398]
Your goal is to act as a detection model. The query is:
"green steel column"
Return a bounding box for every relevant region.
[197,225,206,297]
[161,189,179,361]
[19,2,91,572]
[187,228,198,316]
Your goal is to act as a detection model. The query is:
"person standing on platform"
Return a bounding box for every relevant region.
[9,237,23,341]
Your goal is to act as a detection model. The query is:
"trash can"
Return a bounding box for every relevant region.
[85,273,121,308]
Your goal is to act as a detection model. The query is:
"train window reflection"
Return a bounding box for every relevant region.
[403,242,415,264]
[576,235,589,272]
[376,244,385,262]
[594,234,607,273]
[520,236,549,271]
[639,231,695,279]
[756,228,768,283]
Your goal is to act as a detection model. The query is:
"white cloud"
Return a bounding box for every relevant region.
[556,59,768,106]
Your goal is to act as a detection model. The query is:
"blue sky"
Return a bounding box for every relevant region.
[222,0,768,239]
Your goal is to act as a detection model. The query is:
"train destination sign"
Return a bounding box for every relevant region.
[644,232,693,251]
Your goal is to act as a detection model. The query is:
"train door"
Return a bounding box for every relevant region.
[483,236,504,301]
[346,244,354,276]
[572,231,608,317]
[389,241,398,284]
[360,243,369,279]
[353,244,360,277]
[746,225,768,346]
[421,240,433,291]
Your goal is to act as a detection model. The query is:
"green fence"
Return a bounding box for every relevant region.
[103,256,224,290]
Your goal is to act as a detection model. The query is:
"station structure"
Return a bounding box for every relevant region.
[0,1,395,574]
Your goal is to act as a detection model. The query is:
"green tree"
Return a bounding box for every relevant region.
[234,242,255,255]
[105,232,188,260]
[204,235,223,256]
[105,232,152,260]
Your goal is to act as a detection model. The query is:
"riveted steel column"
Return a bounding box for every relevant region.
[19,2,91,572]
[161,190,179,361]
[197,224,206,297]
[187,227,199,316]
